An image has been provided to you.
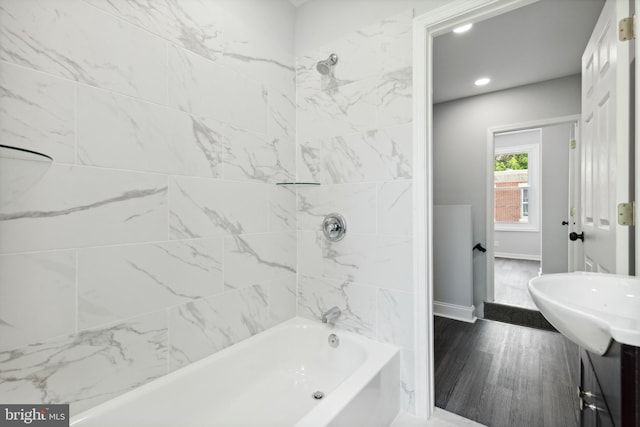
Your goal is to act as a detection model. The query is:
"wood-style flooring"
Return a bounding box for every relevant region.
[494,257,540,310]
[434,316,579,427]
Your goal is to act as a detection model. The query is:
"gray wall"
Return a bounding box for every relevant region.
[433,74,581,313]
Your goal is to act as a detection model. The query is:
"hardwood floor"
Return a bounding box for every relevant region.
[494,257,540,310]
[434,316,579,427]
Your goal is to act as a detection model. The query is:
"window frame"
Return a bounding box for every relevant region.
[494,142,540,232]
[520,184,529,220]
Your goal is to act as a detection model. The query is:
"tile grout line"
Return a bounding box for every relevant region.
[75,249,79,334]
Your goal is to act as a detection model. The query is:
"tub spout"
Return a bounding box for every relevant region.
[322,306,341,324]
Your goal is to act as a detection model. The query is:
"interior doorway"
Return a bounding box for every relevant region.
[489,120,579,310]
[412,0,606,418]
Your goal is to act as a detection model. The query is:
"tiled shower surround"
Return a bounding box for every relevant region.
[295,10,415,410]
[0,0,415,415]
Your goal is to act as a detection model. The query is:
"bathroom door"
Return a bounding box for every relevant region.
[579,0,631,273]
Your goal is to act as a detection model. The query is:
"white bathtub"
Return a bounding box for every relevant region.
[70,317,401,427]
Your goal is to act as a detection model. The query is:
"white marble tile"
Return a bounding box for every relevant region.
[317,20,381,86]
[269,185,296,231]
[296,8,411,95]
[269,274,297,327]
[323,124,412,184]
[84,0,223,62]
[298,231,323,278]
[223,125,294,184]
[378,180,413,236]
[298,275,376,339]
[167,113,224,178]
[169,176,269,239]
[0,0,165,103]
[378,289,414,350]
[380,9,414,74]
[77,85,223,177]
[268,89,296,143]
[224,232,296,290]
[378,67,413,128]
[76,85,168,172]
[296,183,376,233]
[78,238,224,329]
[222,12,295,98]
[168,284,268,370]
[0,62,75,163]
[295,53,321,95]
[0,251,76,352]
[401,349,415,415]
[0,312,168,416]
[0,164,168,254]
[296,138,323,183]
[323,234,412,291]
[168,46,268,135]
[297,77,378,140]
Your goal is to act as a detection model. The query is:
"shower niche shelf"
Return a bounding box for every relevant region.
[276,182,321,186]
[0,145,53,205]
[0,144,53,163]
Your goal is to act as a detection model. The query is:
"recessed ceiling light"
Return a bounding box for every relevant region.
[453,23,473,34]
[475,77,491,86]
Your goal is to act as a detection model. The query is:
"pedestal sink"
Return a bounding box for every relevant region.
[528,272,640,355]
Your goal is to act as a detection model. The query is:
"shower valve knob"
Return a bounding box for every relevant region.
[322,213,347,242]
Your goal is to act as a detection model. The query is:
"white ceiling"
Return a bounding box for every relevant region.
[289,0,310,7]
[433,0,605,104]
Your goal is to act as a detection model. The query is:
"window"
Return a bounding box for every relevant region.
[520,186,529,219]
[494,129,540,232]
[494,155,529,224]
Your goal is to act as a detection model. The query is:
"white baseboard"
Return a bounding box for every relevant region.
[433,301,477,323]
[495,252,541,261]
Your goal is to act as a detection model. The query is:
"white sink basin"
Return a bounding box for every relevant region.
[528,272,640,355]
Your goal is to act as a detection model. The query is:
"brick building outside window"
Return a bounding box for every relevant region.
[495,170,529,223]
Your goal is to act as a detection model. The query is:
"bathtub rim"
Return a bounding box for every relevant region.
[70,316,400,426]
[294,343,401,427]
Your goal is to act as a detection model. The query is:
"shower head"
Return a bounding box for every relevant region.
[316,53,338,75]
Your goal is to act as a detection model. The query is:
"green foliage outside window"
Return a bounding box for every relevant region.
[494,153,528,171]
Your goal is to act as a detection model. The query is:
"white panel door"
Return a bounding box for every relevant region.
[580,0,631,274]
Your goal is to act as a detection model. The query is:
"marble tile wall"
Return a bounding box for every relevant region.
[0,0,296,415]
[294,9,416,413]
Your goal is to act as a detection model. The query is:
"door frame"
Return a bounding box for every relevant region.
[485,115,580,303]
[414,0,637,419]
[412,0,535,418]
[636,0,639,273]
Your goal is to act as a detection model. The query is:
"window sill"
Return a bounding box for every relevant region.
[495,223,539,232]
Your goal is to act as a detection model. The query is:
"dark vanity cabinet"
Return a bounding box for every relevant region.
[579,342,640,427]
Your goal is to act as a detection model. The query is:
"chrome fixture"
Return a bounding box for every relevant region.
[316,53,338,75]
[312,391,325,400]
[322,306,341,325]
[328,333,340,348]
[322,213,347,242]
